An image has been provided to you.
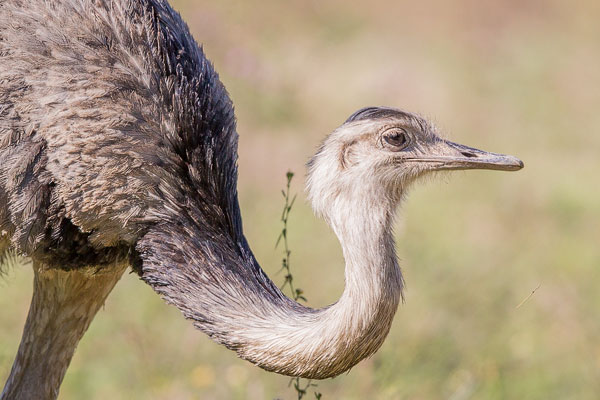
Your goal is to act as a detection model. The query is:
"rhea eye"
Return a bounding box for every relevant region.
[383,128,408,149]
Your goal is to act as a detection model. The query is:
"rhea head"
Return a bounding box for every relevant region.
[307,107,523,227]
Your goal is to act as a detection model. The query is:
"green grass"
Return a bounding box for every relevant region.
[2,0,600,398]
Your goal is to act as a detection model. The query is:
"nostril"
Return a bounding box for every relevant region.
[461,151,477,158]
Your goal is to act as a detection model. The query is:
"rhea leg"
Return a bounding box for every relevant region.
[1,262,126,400]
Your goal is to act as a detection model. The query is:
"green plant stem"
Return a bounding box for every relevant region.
[276,171,321,400]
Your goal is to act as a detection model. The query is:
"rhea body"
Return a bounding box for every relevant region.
[0,0,523,399]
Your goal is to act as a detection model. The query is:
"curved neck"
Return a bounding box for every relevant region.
[247,202,404,378]
[140,196,404,379]
[2,263,125,400]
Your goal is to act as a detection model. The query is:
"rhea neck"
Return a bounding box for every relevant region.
[304,185,404,373]
[139,181,404,379]
[226,189,404,378]
[327,185,404,315]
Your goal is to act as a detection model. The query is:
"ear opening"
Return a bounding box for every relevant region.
[340,140,357,169]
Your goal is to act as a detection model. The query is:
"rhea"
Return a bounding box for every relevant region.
[0,0,523,399]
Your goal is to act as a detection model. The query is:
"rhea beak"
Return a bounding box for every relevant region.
[408,140,524,171]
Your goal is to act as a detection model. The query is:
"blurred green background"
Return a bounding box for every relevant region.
[1,0,599,398]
